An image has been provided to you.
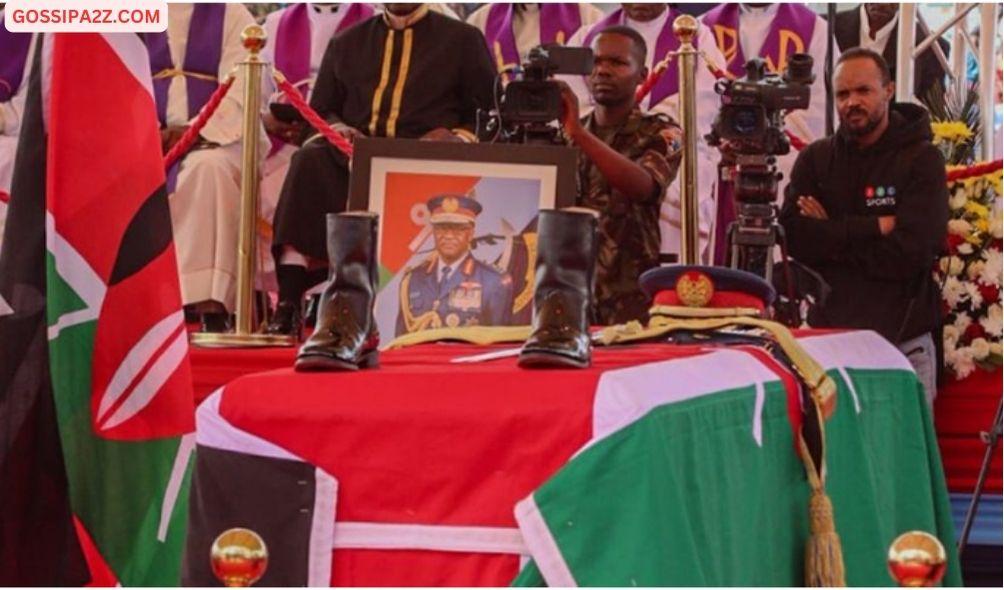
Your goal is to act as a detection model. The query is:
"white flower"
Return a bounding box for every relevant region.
[948,219,973,236]
[967,260,985,281]
[971,338,991,359]
[944,324,961,345]
[979,304,1003,338]
[958,242,975,255]
[965,282,985,309]
[949,187,968,210]
[990,214,1003,239]
[953,313,972,332]
[947,346,976,378]
[980,249,1002,286]
[991,342,1003,357]
[943,276,968,308]
[939,256,966,276]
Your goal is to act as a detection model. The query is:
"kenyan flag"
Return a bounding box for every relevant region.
[1,33,194,585]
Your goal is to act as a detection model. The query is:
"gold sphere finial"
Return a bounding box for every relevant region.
[210,528,269,587]
[241,24,267,55]
[672,14,699,45]
[887,531,947,587]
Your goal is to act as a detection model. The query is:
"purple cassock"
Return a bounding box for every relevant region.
[141,4,227,126]
[582,6,690,108]
[700,3,817,77]
[273,3,375,96]
[700,3,818,265]
[0,14,33,103]
[482,3,583,74]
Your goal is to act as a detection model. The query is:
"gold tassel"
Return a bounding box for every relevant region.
[804,489,846,587]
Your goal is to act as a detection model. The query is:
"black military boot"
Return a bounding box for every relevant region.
[518,208,598,369]
[295,212,380,372]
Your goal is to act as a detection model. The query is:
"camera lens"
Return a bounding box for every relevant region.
[784,53,814,84]
[732,108,759,135]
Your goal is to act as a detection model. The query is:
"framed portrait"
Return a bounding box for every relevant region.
[348,138,578,340]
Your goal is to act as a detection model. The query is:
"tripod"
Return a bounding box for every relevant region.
[957,397,1003,558]
[727,202,786,284]
[726,155,787,285]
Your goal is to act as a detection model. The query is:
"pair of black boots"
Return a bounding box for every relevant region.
[294,209,598,372]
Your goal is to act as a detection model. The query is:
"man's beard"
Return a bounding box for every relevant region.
[840,106,884,137]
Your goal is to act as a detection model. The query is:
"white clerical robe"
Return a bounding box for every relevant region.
[258,4,366,291]
[466,3,606,62]
[166,3,264,311]
[564,9,728,262]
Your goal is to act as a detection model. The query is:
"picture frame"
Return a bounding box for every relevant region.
[348,138,578,340]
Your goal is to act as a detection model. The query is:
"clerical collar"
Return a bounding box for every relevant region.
[311,4,341,15]
[384,4,429,30]
[740,4,779,18]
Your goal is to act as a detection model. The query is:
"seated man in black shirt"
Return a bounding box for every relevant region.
[266,4,497,335]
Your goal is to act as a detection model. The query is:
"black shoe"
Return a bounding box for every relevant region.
[265,300,302,338]
[200,311,233,333]
[518,209,598,369]
[295,212,380,372]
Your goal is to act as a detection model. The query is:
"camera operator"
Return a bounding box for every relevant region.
[558,26,683,325]
[779,48,948,405]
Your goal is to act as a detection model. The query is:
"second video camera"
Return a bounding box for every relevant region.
[706,54,815,156]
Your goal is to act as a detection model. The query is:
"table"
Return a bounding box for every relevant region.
[182,330,962,586]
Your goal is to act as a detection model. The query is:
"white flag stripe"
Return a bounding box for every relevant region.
[195,390,302,461]
[589,349,778,453]
[47,307,100,340]
[331,522,527,555]
[45,212,106,340]
[97,310,184,421]
[100,322,187,430]
[799,330,914,372]
[157,432,195,542]
[100,32,155,101]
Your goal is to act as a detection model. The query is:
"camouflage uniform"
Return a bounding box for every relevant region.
[575,108,683,325]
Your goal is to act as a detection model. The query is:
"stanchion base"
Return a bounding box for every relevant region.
[191,331,297,348]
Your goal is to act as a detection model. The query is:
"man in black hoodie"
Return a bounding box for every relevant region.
[780,48,947,405]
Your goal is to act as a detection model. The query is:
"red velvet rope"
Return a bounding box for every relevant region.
[163,75,235,169]
[635,52,732,105]
[273,71,354,158]
[946,159,1003,182]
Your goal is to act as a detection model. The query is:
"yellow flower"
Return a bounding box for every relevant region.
[931,121,974,143]
[965,201,990,219]
[974,218,990,233]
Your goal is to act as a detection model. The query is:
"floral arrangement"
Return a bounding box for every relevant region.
[938,162,1003,379]
[925,81,1003,379]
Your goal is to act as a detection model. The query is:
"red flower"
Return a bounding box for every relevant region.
[979,282,1001,304]
[946,233,965,252]
[965,322,987,341]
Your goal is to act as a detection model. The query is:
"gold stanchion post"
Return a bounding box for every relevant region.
[192,25,295,348]
[672,14,701,265]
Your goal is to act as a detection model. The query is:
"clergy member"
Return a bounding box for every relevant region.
[259,3,375,293]
[467,3,604,78]
[142,3,264,331]
[0,18,34,255]
[266,4,497,336]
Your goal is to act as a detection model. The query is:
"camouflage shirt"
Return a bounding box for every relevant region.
[574,108,683,325]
